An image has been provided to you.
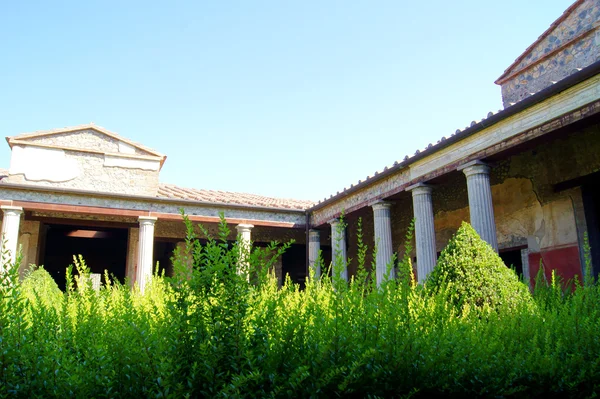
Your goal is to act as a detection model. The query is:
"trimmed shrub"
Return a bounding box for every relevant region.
[21,267,63,311]
[426,221,532,312]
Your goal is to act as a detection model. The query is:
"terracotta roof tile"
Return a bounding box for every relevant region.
[158,183,314,211]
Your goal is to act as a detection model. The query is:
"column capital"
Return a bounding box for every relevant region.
[235,223,254,233]
[371,200,393,211]
[138,216,157,226]
[1,206,23,216]
[458,160,490,177]
[309,229,320,238]
[327,218,340,226]
[406,182,432,196]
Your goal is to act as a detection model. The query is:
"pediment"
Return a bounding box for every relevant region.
[6,124,165,162]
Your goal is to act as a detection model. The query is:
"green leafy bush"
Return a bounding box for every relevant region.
[0,216,598,397]
[21,266,63,311]
[427,222,533,313]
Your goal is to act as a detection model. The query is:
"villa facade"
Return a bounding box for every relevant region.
[2,0,600,290]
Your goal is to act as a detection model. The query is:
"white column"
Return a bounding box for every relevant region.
[1,206,23,271]
[329,218,348,281]
[407,183,437,283]
[308,229,321,278]
[372,201,394,286]
[459,160,499,252]
[136,216,157,293]
[236,224,254,274]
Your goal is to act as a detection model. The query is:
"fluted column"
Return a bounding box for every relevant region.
[308,229,321,278]
[372,201,394,286]
[137,216,157,293]
[329,218,348,281]
[236,224,254,274]
[459,161,498,252]
[407,183,437,283]
[1,206,23,271]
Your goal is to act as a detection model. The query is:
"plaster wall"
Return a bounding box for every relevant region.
[18,220,40,278]
[126,227,139,287]
[8,147,160,196]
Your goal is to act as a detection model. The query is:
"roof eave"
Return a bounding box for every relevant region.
[309,59,600,212]
[0,182,308,214]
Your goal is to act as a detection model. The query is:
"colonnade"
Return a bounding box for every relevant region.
[0,160,497,289]
[308,160,498,285]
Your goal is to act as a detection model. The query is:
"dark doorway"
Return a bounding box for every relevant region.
[582,180,600,278]
[154,241,177,277]
[499,248,524,277]
[282,244,307,288]
[41,224,128,290]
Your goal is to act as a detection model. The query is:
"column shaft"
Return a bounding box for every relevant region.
[407,184,437,283]
[308,229,321,278]
[236,224,254,275]
[372,201,394,286]
[329,219,348,281]
[137,216,157,293]
[460,161,499,252]
[1,206,23,271]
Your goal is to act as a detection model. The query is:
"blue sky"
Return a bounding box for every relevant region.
[0,0,571,201]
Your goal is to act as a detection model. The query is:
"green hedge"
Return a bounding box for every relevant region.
[0,216,599,398]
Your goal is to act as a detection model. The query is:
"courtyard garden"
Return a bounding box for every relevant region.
[0,215,599,398]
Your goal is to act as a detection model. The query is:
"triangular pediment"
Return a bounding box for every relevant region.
[6,123,166,163]
[496,0,595,84]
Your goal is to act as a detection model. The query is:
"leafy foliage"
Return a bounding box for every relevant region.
[0,217,598,397]
[427,222,532,313]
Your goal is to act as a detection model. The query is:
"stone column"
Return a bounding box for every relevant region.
[407,184,437,283]
[459,160,499,252]
[308,229,321,278]
[521,248,531,289]
[372,201,394,286]
[1,206,23,271]
[136,216,157,293]
[236,224,254,274]
[329,219,348,281]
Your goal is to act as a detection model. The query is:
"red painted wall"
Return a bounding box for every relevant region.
[528,244,582,286]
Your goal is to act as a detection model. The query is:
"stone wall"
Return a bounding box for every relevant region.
[7,129,162,196]
[499,0,600,107]
[8,148,160,196]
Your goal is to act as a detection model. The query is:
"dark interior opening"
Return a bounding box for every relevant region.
[41,224,128,290]
[582,179,600,278]
[154,240,177,277]
[282,244,307,289]
[499,248,524,278]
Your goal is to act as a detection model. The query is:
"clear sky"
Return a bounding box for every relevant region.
[0,0,572,202]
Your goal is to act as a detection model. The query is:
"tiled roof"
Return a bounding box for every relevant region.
[311,60,586,210]
[158,183,314,211]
